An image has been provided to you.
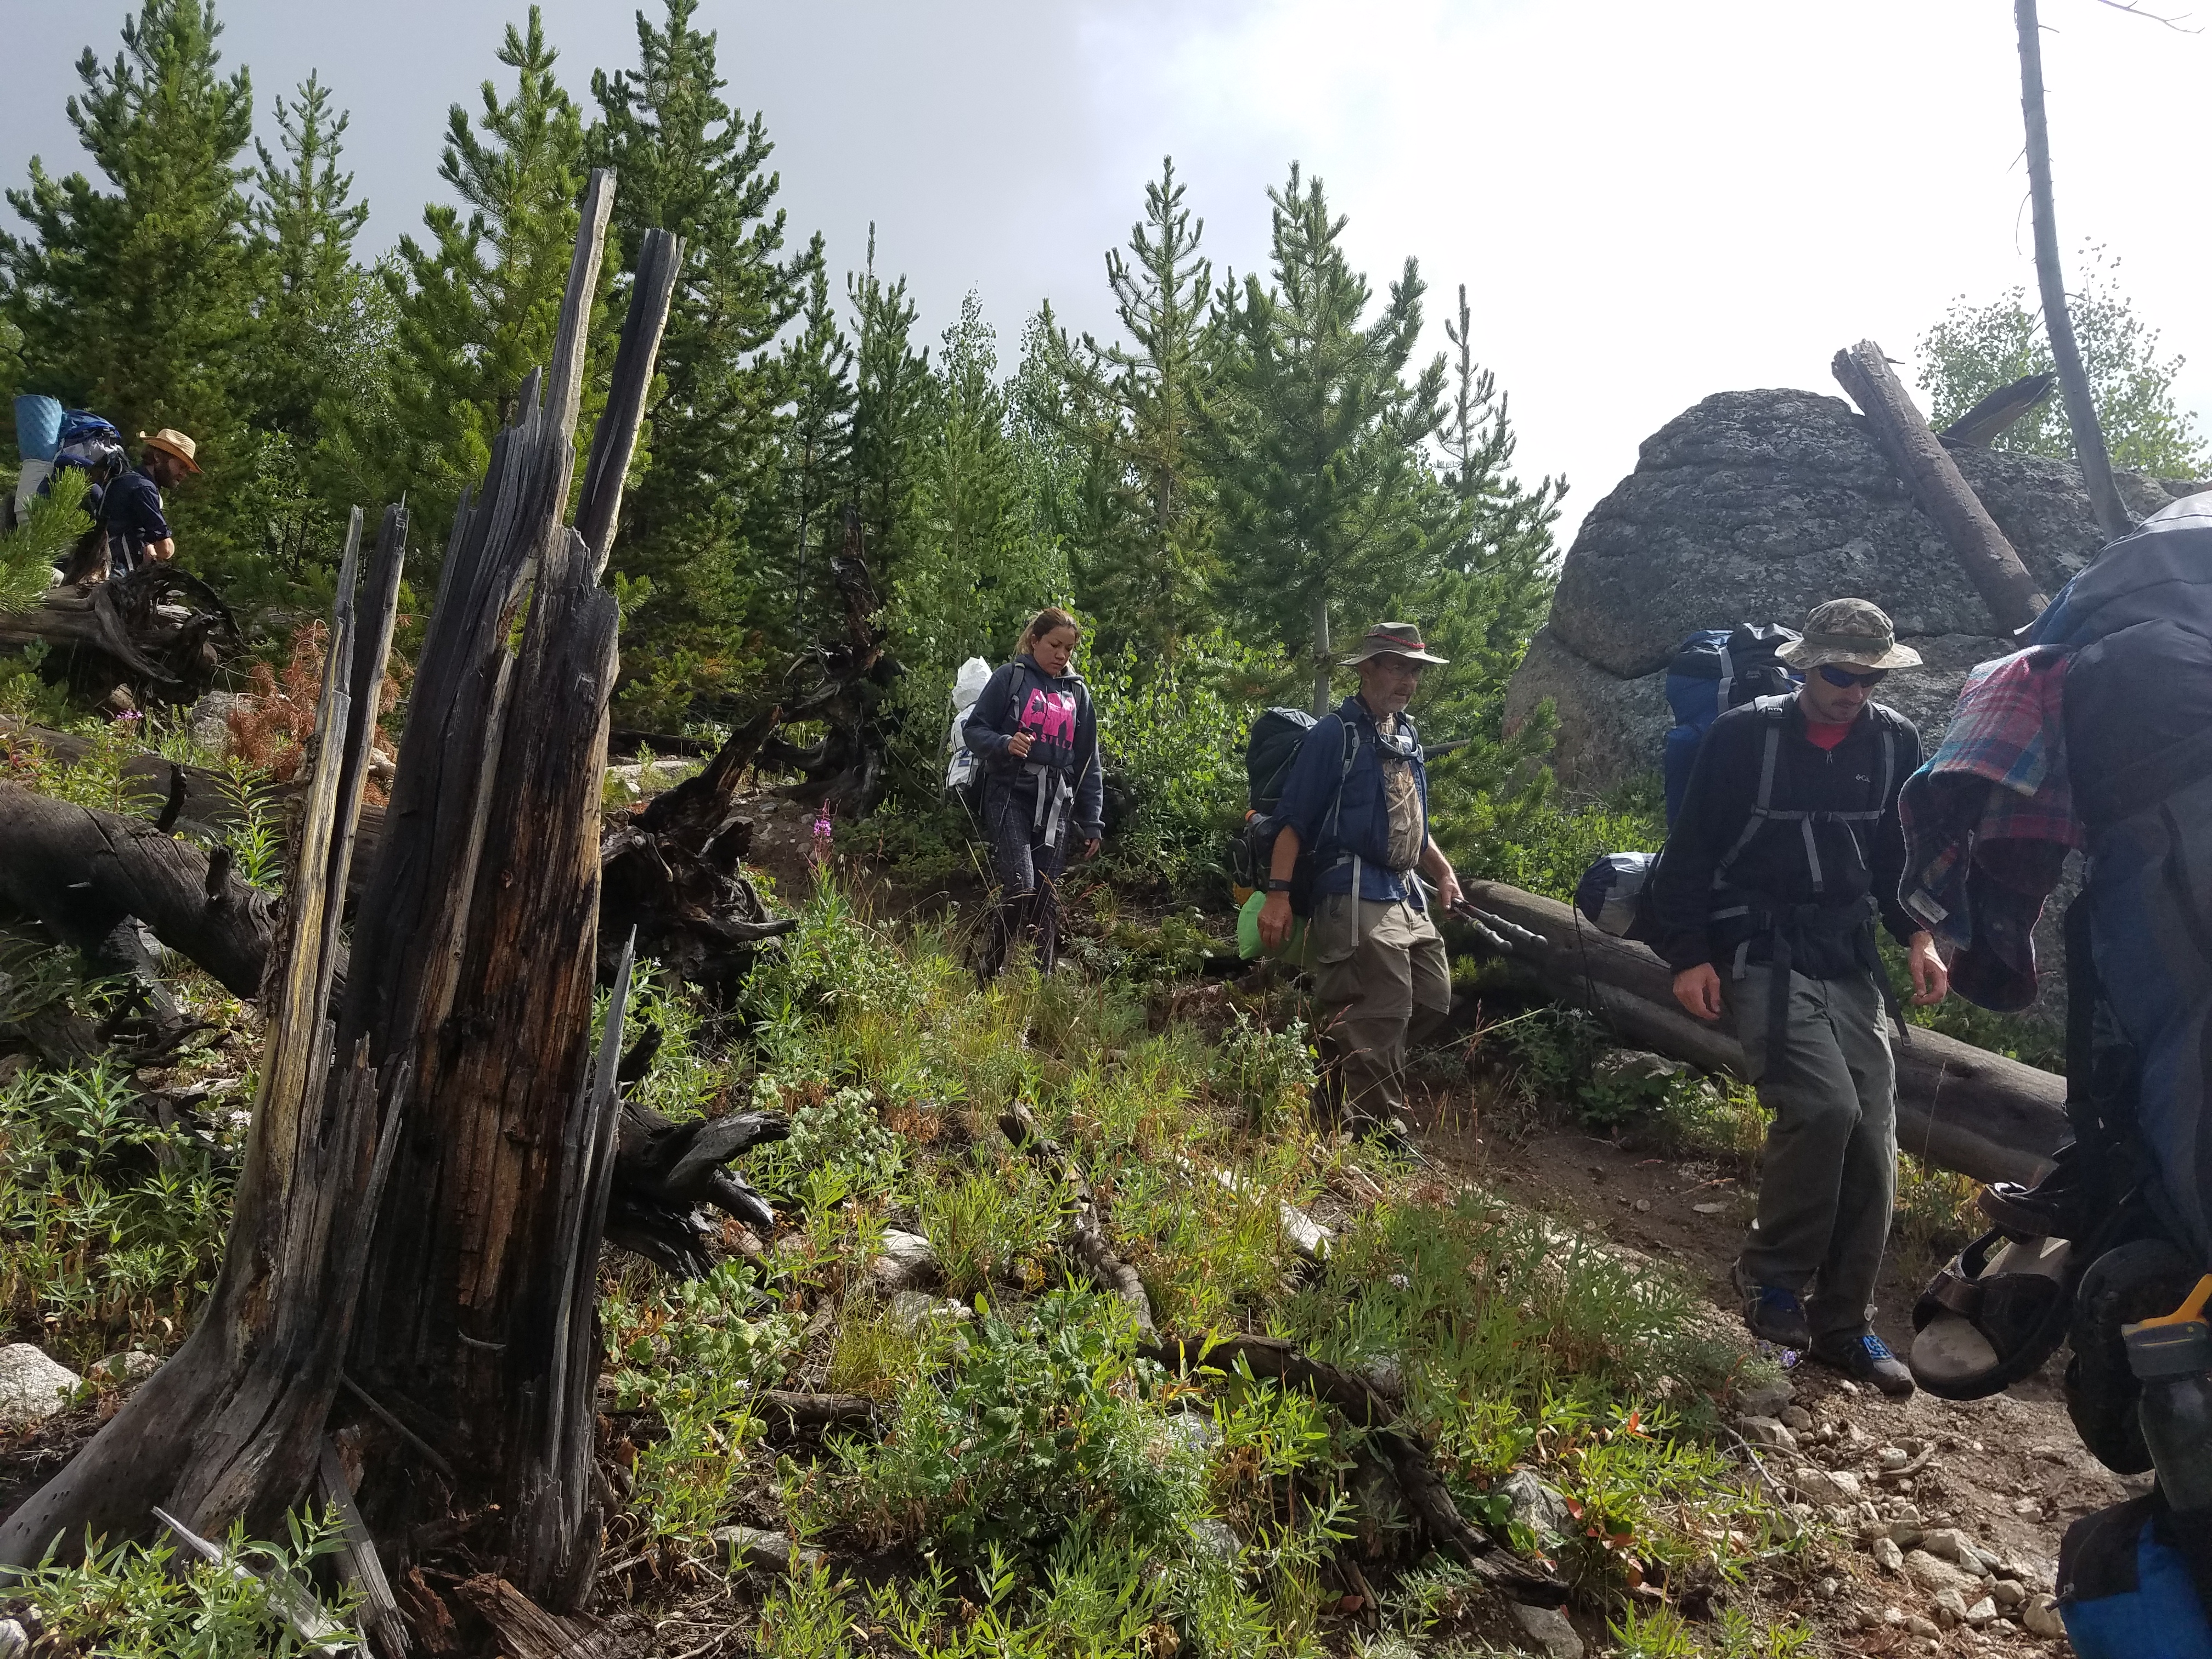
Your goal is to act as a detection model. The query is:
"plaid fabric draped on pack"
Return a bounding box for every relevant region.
[1899,646,2082,1011]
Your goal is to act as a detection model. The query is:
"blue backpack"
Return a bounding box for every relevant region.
[1661,625,1800,827]
[2060,1497,2212,1658]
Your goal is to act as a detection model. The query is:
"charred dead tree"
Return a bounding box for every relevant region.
[0,561,242,706]
[0,176,696,1627]
[0,499,409,1576]
[757,504,899,819]
[598,702,799,993]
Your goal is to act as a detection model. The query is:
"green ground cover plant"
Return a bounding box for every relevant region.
[0,1058,241,1368]
[10,1507,360,1657]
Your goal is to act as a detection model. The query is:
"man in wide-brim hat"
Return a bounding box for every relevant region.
[1650,597,1949,1396]
[100,427,199,578]
[1259,623,1464,1144]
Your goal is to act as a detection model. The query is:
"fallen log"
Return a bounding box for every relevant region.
[0,562,241,703]
[1458,879,2068,1188]
[1832,340,2049,635]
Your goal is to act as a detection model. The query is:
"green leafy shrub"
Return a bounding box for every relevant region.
[601,1260,803,1549]
[1087,634,1256,889]
[803,1286,1207,1566]
[0,1060,238,1366]
[746,1082,905,1204]
[14,1506,360,1657]
[1209,1010,1316,1132]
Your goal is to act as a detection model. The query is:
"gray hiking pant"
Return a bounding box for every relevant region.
[1312,893,1452,1126]
[1726,966,1898,1338]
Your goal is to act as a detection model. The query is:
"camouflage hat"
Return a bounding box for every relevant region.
[1777,598,1922,671]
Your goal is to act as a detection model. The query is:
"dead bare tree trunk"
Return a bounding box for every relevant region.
[757,505,898,819]
[1832,340,2050,635]
[0,503,408,1570]
[2015,0,2133,545]
[0,178,685,1630]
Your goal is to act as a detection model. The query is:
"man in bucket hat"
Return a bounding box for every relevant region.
[100,427,199,578]
[1650,598,1949,1395]
[1259,623,1465,1143]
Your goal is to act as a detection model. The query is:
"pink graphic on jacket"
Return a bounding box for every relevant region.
[1019,687,1077,747]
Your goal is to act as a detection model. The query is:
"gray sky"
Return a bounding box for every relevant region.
[5,0,2208,543]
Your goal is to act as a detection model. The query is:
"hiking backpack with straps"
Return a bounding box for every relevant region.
[1573,624,1802,943]
[1230,707,1361,916]
[1662,624,1800,827]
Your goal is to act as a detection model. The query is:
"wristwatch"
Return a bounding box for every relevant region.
[1264,879,1294,893]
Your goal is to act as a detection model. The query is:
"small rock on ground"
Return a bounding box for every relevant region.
[1508,1601,1584,1659]
[0,1344,82,1429]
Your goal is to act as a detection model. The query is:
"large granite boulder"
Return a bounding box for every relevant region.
[1509,388,2204,795]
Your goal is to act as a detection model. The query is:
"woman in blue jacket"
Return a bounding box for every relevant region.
[962,607,1105,979]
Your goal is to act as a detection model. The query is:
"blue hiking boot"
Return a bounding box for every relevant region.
[1733,1260,1812,1350]
[1809,1328,1916,1397]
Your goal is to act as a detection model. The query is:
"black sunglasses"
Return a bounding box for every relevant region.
[1816,664,1888,689]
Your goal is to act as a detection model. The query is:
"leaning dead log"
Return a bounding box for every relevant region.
[1458,879,2068,1188]
[1832,340,2049,635]
[0,562,241,703]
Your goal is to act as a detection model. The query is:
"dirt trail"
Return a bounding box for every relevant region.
[1413,1090,2122,1655]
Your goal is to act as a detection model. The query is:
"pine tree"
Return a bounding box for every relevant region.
[361,7,592,534]
[780,244,855,635]
[888,294,1070,780]
[246,75,370,438]
[848,228,932,571]
[589,0,800,705]
[1206,164,1448,712]
[0,1,254,537]
[1412,282,1564,842]
[1042,157,1217,657]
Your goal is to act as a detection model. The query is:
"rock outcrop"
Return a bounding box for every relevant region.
[1508,388,2205,795]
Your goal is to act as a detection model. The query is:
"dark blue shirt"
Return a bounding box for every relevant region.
[101,466,170,571]
[1273,695,1432,905]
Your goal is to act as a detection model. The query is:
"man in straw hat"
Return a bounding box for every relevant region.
[1651,598,1949,1395]
[100,427,199,578]
[1259,623,1465,1145]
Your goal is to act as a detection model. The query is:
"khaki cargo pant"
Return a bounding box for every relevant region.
[1312,891,1452,1126]
[1727,966,1898,1338]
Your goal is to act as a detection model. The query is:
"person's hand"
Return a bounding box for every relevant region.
[1006,731,1033,759]
[1081,837,1101,861]
[1908,930,1950,1006]
[1673,963,1724,1022]
[1434,868,1464,912]
[1259,890,1294,950]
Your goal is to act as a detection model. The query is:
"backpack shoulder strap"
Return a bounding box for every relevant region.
[1712,700,1790,888]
